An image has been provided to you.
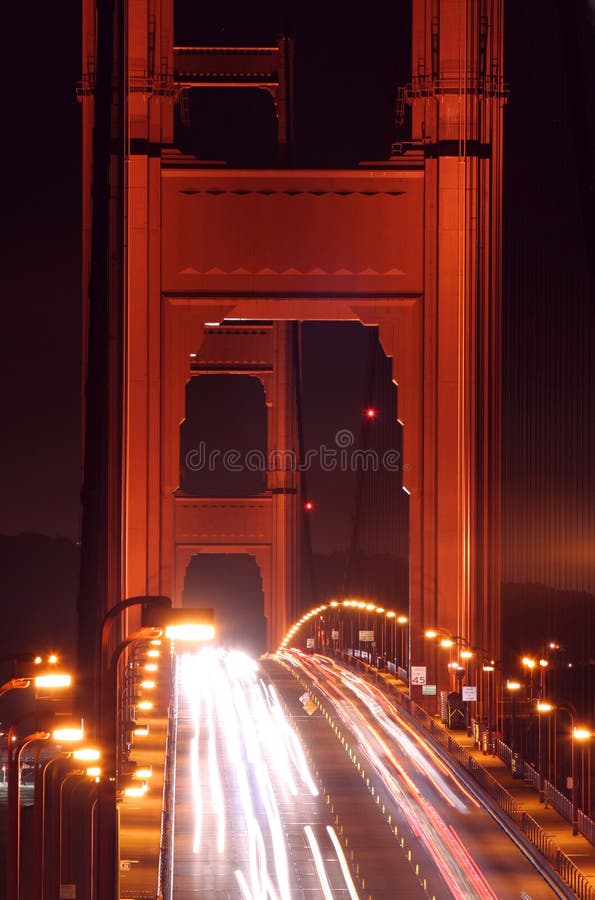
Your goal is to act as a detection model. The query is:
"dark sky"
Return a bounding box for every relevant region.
[1,0,594,605]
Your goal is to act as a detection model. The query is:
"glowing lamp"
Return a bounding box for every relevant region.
[35,673,72,689]
[73,748,100,761]
[53,727,84,743]
[123,784,148,798]
[165,623,215,642]
[304,501,314,511]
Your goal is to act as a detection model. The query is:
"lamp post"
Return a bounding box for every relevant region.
[5,671,72,900]
[536,702,553,803]
[506,680,522,772]
[7,722,50,900]
[570,725,592,835]
[95,595,170,900]
[538,658,548,698]
[35,753,71,900]
[522,656,536,702]
[375,607,385,661]
[483,663,495,753]
[397,615,408,672]
[386,611,396,663]
[547,703,592,835]
[95,597,216,900]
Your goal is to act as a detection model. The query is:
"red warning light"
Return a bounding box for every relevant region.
[304,501,314,512]
[364,407,377,420]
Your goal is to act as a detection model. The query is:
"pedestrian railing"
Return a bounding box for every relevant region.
[579,810,595,847]
[400,689,595,898]
[332,651,595,900]
[157,658,178,900]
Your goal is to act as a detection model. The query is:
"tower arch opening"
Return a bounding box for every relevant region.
[182,552,266,657]
[180,373,268,496]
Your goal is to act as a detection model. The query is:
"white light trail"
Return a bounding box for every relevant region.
[304,826,335,900]
[326,826,360,900]
[283,650,498,900]
[178,648,358,898]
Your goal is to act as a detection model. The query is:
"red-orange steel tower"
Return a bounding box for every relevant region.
[78,0,505,707]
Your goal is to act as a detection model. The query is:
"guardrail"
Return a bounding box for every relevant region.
[332,649,595,900]
[157,657,179,900]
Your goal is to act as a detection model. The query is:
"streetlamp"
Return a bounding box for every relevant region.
[95,597,216,900]
[522,656,537,701]
[506,680,522,775]
[539,702,591,834]
[536,701,553,802]
[538,658,548,698]
[4,671,72,900]
[572,726,592,835]
[375,607,385,661]
[397,615,408,671]
[7,723,49,900]
[553,706,593,836]
[386,611,396,663]
[482,663,495,753]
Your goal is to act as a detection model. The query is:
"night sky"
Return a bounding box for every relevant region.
[1,1,594,665]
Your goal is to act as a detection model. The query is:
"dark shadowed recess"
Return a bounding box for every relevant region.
[182,554,266,656]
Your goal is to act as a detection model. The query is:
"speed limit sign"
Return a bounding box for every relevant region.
[410,666,427,685]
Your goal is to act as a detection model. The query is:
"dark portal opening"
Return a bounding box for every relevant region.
[175,88,279,167]
[301,322,409,611]
[182,553,266,657]
[180,374,267,496]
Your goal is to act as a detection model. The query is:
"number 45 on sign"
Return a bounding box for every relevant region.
[410,666,427,685]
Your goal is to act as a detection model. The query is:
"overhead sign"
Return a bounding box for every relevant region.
[410,666,427,686]
[359,630,374,642]
[462,686,477,702]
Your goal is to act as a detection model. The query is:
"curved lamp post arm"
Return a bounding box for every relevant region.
[0,678,31,699]
[95,597,170,900]
[7,730,50,900]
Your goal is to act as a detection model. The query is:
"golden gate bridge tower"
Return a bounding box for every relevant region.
[78,0,506,704]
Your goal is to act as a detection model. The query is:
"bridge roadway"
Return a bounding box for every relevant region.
[167,647,565,899]
[271,650,567,899]
[170,648,421,898]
